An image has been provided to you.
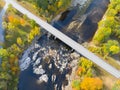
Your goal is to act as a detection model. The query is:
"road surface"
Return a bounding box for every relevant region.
[5,0,120,78]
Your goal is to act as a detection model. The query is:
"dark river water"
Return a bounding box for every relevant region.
[18,0,109,90]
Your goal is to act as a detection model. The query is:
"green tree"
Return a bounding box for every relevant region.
[106,8,117,17]
[8,44,21,55]
[2,21,8,29]
[93,27,111,44]
[36,0,48,10]
[29,19,36,28]
[71,80,80,90]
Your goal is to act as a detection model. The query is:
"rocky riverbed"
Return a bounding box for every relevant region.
[19,34,80,90]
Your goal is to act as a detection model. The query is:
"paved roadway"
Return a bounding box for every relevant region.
[5,0,120,78]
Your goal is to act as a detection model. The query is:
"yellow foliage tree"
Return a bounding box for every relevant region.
[34,26,40,36]
[27,33,34,43]
[78,57,93,77]
[27,26,40,43]
[110,45,120,54]
[13,18,20,26]
[58,0,63,8]
[17,37,23,46]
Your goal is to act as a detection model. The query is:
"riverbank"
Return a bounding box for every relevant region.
[0,1,6,47]
[0,2,42,89]
[90,0,120,71]
[0,0,5,11]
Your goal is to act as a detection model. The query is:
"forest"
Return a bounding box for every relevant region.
[0,5,40,90]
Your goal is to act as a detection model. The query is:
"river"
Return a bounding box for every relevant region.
[0,5,5,48]
[18,0,109,90]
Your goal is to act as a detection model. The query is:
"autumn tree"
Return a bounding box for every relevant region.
[7,22,15,31]
[27,26,40,43]
[77,57,93,77]
[8,15,20,26]
[0,48,8,58]
[7,4,18,14]
[112,80,120,90]
[98,16,116,29]
[8,44,21,56]
[2,21,8,29]
[80,77,103,90]
[106,8,117,17]
[102,40,120,55]
[17,37,23,46]
[113,25,120,38]
[71,80,80,90]
[88,45,103,55]
[93,27,111,44]
[29,19,36,28]
[20,18,25,26]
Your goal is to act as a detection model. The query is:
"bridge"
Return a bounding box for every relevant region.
[5,0,120,78]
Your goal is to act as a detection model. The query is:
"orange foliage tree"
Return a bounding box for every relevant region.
[20,18,25,26]
[8,15,14,22]
[80,77,103,90]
